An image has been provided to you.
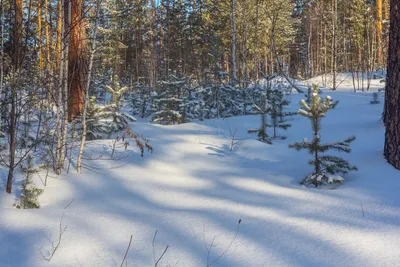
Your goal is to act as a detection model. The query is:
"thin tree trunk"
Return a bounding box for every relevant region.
[38,1,43,72]
[253,0,259,80]
[6,88,16,193]
[56,0,62,65]
[0,0,4,127]
[59,0,71,171]
[6,0,23,194]
[77,0,101,173]
[44,0,52,104]
[231,0,237,83]
[55,0,65,175]
[331,0,337,90]
[149,0,156,88]
[376,0,383,66]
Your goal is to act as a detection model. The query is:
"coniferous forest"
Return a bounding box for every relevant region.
[1,0,400,266]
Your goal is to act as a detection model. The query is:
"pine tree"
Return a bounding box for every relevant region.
[152,77,186,125]
[289,85,357,187]
[268,89,294,139]
[248,93,272,144]
[104,75,129,109]
[15,155,43,209]
[384,0,400,169]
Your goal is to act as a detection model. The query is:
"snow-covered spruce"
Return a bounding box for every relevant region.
[289,84,357,187]
[267,88,295,139]
[15,154,43,209]
[152,77,187,124]
[86,96,136,140]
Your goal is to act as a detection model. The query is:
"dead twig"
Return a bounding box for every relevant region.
[153,230,169,267]
[63,198,74,209]
[120,235,133,267]
[223,121,245,151]
[39,212,67,262]
[204,219,242,267]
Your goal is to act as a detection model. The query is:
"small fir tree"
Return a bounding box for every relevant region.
[86,96,136,140]
[141,95,148,118]
[129,92,143,116]
[104,75,129,110]
[248,94,272,144]
[268,89,294,139]
[152,77,186,124]
[15,154,43,209]
[289,85,357,187]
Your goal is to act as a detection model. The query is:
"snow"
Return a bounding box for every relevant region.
[1,74,400,267]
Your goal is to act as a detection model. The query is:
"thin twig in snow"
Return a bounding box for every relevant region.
[39,212,67,262]
[152,230,169,267]
[120,235,133,267]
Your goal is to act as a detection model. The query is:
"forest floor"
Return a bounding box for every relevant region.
[1,73,400,267]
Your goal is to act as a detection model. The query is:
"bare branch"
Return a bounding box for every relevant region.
[120,235,133,267]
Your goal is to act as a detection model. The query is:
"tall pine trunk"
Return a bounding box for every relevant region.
[67,0,88,121]
[384,0,400,169]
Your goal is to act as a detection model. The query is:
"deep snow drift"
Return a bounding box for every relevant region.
[1,75,399,267]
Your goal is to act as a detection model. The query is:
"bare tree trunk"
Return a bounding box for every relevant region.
[308,23,313,77]
[55,0,65,175]
[376,0,383,67]
[384,0,400,169]
[44,0,52,104]
[77,0,101,173]
[149,0,156,88]
[6,0,23,193]
[56,0,62,65]
[240,0,248,84]
[59,0,71,172]
[38,1,43,72]
[231,0,237,83]
[331,0,337,90]
[6,87,16,194]
[0,0,4,126]
[253,0,259,81]
[68,0,88,121]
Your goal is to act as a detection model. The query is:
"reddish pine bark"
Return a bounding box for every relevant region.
[67,0,88,121]
[384,1,400,169]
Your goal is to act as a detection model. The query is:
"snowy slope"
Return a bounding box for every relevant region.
[0,81,399,267]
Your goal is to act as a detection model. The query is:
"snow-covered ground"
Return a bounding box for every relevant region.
[1,75,399,267]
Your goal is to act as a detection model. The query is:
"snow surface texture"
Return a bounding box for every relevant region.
[0,75,399,267]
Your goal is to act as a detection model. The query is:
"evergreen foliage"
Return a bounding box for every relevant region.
[152,77,186,125]
[289,85,357,187]
[15,155,43,209]
[86,96,136,140]
[268,89,295,139]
